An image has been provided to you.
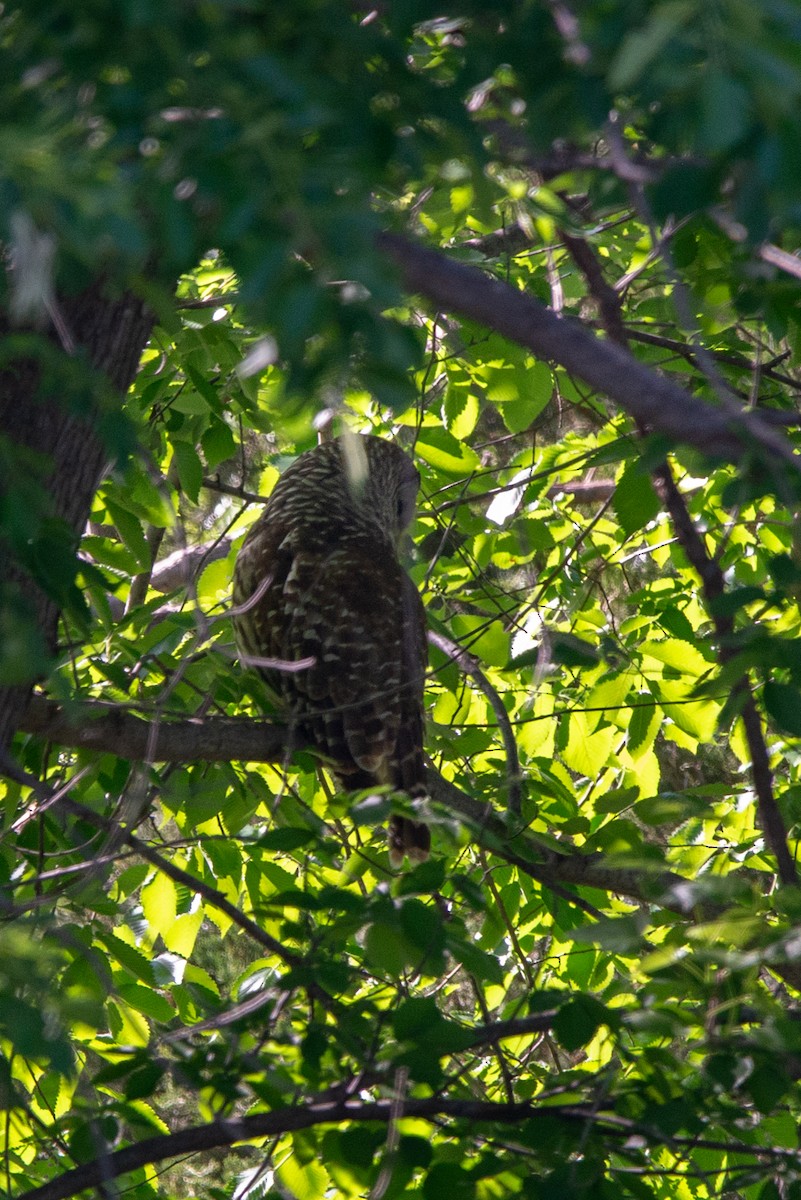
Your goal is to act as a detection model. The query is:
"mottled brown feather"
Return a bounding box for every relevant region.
[233,435,429,864]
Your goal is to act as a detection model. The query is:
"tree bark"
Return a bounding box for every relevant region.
[376,232,799,468]
[0,282,153,753]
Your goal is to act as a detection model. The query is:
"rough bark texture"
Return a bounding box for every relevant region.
[0,282,154,753]
[377,232,798,466]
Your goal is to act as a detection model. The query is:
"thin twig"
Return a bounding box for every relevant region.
[59,795,305,968]
[202,474,266,504]
[428,629,522,817]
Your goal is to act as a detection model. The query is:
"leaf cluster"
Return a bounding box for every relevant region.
[5,4,801,1200]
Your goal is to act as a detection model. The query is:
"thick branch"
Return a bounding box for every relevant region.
[16,1099,597,1200]
[0,284,153,752]
[20,697,801,987]
[559,227,796,888]
[21,696,288,761]
[18,1085,796,1200]
[150,537,233,594]
[16,697,717,913]
[376,232,798,466]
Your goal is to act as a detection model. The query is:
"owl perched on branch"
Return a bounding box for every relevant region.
[233,434,430,864]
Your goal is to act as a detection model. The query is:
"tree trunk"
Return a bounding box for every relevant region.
[0,281,154,753]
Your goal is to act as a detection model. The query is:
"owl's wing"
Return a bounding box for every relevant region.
[283,541,421,785]
[232,515,299,691]
[392,569,428,795]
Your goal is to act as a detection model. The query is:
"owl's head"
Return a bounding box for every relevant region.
[339,434,420,542]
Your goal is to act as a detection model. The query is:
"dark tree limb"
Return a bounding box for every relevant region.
[376,232,800,468]
[0,284,153,752]
[558,226,797,889]
[12,1099,605,1200]
[17,696,801,988]
[17,1086,800,1200]
[20,696,289,762]
[12,697,743,915]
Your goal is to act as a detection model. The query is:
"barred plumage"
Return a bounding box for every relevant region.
[233,434,430,864]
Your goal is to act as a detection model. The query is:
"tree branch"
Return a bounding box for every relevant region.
[17,1084,798,1200]
[428,629,522,817]
[20,696,288,762]
[149,536,233,593]
[18,696,801,987]
[558,225,797,888]
[11,1097,599,1200]
[15,697,725,914]
[376,232,800,468]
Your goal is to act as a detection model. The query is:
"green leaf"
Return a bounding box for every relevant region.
[449,873,487,911]
[124,1061,166,1101]
[553,995,611,1052]
[699,70,751,153]
[609,1,694,90]
[764,680,801,736]
[627,697,660,759]
[613,462,661,536]
[636,791,708,825]
[95,932,155,985]
[422,1162,475,1199]
[185,364,222,411]
[443,386,480,440]
[394,856,447,895]
[746,1063,788,1114]
[445,934,504,984]
[415,428,480,475]
[105,500,151,571]
[171,440,204,503]
[450,614,510,667]
[594,786,639,815]
[338,1126,384,1168]
[0,997,71,1072]
[484,358,553,434]
[570,914,647,953]
[398,1135,433,1169]
[201,416,236,470]
[657,605,699,643]
[257,827,317,851]
[768,553,801,590]
[69,1117,119,1164]
[140,872,177,939]
[709,586,765,618]
[393,997,440,1040]
[117,984,175,1023]
[549,631,600,667]
[364,922,419,976]
[399,898,446,956]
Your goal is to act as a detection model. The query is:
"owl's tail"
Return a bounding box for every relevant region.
[388,815,430,867]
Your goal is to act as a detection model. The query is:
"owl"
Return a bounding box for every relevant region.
[233,433,430,864]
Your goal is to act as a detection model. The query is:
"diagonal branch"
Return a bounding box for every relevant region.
[558,223,796,887]
[17,697,801,986]
[17,1085,801,1200]
[376,231,800,469]
[428,629,522,817]
[11,1098,606,1200]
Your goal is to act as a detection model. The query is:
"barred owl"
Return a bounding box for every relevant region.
[233,434,430,864]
